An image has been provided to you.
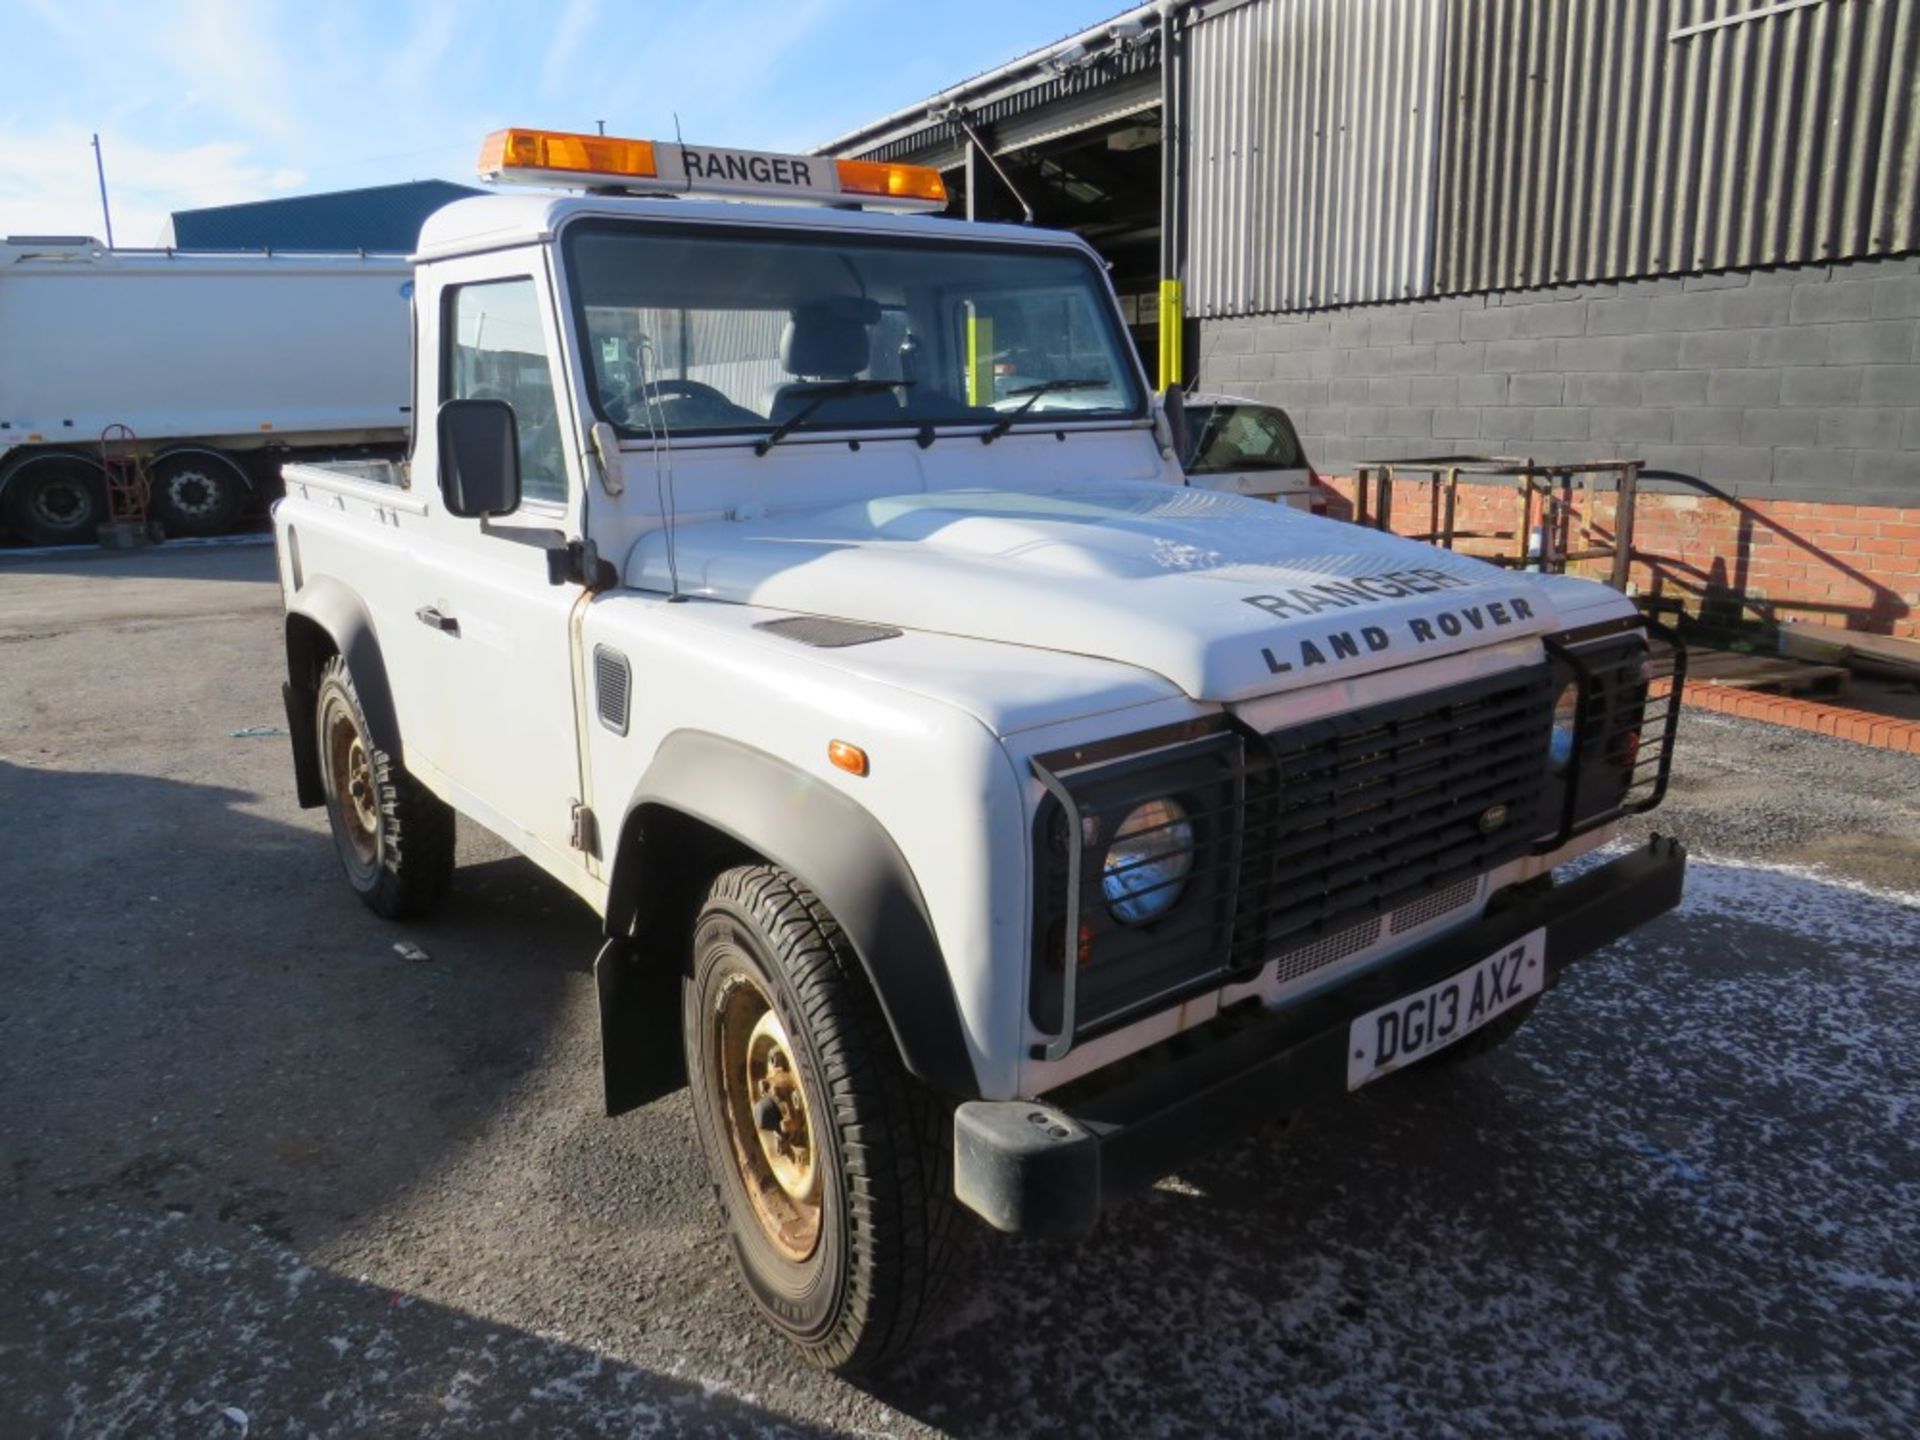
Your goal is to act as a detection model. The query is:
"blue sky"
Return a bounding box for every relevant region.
[3,0,1122,245]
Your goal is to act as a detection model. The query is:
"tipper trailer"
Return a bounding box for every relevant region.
[0,236,412,544]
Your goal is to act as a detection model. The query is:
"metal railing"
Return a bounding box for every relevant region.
[1350,456,1643,592]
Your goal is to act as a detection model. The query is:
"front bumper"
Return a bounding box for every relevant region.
[954,835,1687,1237]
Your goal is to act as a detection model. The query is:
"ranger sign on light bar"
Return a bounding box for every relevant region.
[477,127,948,212]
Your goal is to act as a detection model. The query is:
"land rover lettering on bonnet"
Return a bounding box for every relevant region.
[272,125,1686,1372]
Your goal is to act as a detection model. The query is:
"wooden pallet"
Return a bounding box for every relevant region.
[1687,648,1851,697]
[1777,621,1920,684]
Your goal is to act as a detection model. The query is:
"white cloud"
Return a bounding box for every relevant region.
[144,0,301,142]
[0,0,971,243]
[0,125,305,246]
[556,0,848,148]
[540,0,603,97]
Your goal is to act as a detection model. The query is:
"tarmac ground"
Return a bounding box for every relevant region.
[2,543,1916,1437]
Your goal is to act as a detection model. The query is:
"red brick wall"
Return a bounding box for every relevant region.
[1313,476,1920,640]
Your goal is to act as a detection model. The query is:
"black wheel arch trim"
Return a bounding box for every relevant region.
[606,729,981,1099]
[283,575,404,809]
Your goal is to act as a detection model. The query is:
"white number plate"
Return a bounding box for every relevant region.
[1346,930,1547,1089]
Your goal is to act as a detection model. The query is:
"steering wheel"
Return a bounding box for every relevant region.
[637,378,733,408]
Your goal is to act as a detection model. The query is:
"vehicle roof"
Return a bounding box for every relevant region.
[413,191,1096,262]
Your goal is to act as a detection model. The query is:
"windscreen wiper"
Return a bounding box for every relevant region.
[978,378,1113,445]
[753,379,914,456]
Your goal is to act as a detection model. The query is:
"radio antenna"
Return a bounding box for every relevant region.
[634,336,685,602]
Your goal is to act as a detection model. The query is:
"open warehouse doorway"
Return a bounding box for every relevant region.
[818,6,1194,388]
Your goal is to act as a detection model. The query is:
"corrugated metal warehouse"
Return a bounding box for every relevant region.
[824,0,1920,638]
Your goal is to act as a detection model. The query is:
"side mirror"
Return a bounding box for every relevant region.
[1160,384,1191,466]
[437,398,521,518]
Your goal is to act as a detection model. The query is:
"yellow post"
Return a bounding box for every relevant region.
[1157,277,1184,390]
[966,307,995,407]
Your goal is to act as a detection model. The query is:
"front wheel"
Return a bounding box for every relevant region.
[315,655,454,919]
[685,865,956,1372]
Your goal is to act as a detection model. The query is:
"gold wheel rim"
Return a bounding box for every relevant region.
[325,705,378,867]
[715,972,821,1262]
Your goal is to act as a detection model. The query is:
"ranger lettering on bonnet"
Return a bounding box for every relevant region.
[272,125,1687,1374]
[1241,566,1476,619]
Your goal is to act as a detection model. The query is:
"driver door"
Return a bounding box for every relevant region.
[411,261,594,885]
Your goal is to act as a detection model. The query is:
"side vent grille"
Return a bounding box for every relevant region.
[594,645,630,736]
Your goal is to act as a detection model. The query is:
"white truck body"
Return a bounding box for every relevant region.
[0,238,411,458]
[270,148,1687,1366]
[0,237,412,542]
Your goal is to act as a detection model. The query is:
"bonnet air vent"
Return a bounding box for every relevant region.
[593,645,631,735]
[754,616,903,648]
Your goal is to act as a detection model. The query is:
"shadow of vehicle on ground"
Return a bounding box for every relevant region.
[855,856,1920,1436]
[5,751,1916,1434]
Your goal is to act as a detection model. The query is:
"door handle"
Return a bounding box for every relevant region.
[415,605,460,636]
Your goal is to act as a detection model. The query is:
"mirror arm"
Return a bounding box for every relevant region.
[478,519,617,590]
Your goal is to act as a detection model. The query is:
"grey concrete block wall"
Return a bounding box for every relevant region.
[1196,256,1920,508]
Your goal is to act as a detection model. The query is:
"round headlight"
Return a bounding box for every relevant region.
[1102,798,1195,925]
[1548,680,1579,769]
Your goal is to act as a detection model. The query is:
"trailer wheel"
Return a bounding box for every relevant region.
[685,865,956,1372]
[315,655,453,920]
[150,450,246,536]
[3,453,106,546]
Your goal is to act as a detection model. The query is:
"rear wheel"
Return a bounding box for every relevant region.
[685,865,956,1372]
[3,454,105,545]
[315,655,453,919]
[149,450,246,536]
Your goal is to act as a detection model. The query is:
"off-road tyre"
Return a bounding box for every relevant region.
[685,864,958,1373]
[314,655,454,920]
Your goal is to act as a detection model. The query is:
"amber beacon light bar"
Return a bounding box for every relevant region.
[478,128,948,212]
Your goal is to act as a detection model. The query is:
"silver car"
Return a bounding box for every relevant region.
[1180,392,1322,511]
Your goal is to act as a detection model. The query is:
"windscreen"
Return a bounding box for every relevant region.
[563,220,1144,439]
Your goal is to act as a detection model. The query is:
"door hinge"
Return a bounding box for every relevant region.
[570,801,600,858]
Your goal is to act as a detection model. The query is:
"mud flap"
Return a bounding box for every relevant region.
[594,938,687,1116]
[282,681,323,808]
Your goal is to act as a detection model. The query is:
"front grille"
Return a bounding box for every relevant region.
[1228,667,1554,968]
[1027,619,1683,1058]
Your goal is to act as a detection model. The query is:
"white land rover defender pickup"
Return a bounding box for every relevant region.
[273,129,1687,1371]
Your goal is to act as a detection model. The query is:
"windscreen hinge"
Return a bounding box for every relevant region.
[570,801,600,857]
